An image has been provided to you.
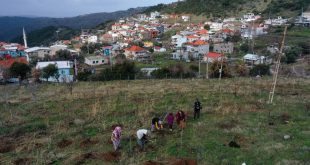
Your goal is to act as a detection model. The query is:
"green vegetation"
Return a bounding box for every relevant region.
[42,64,58,82]
[11,26,78,47]
[0,78,309,164]
[9,62,31,83]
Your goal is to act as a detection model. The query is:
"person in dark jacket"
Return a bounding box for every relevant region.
[193,98,202,119]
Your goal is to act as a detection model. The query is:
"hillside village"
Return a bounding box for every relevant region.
[0,1,310,164]
[0,8,310,83]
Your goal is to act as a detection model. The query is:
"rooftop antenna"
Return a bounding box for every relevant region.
[23,27,28,48]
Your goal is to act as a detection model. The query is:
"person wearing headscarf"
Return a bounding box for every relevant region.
[151,117,163,131]
[111,126,122,151]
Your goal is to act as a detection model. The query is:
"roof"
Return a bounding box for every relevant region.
[187,40,209,46]
[25,47,50,53]
[206,52,223,59]
[196,29,208,35]
[0,57,28,68]
[85,56,105,61]
[36,61,72,69]
[243,54,265,60]
[125,45,145,52]
[186,35,199,39]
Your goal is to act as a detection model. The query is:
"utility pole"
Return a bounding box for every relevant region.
[219,53,224,81]
[268,26,288,104]
[206,56,209,79]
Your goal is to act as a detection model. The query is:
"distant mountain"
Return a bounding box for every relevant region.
[11,26,78,47]
[0,7,146,41]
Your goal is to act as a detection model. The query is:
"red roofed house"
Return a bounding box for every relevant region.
[124,45,149,61]
[184,40,209,59]
[0,57,28,80]
[203,52,225,63]
[186,35,199,42]
[196,29,209,40]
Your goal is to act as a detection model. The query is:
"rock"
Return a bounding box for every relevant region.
[283,135,290,140]
[74,119,85,125]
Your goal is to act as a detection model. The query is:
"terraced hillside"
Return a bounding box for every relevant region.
[0,78,309,164]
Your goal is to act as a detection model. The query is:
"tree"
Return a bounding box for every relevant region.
[31,68,41,83]
[9,62,31,84]
[55,49,71,60]
[240,42,250,53]
[285,46,301,64]
[209,60,231,78]
[249,64,270,76]
[42,64,58,82]
[204,24,210,30]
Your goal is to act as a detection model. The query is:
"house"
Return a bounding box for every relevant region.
[213,42,234,54]
[186,35,199,42]
[154,46,167,52]
[50,44,67,56]
[181,15,190,22]
[36,61,74,82]
[171,34,188,48]
[150,11,160,19]
[141,67,159,77]
[25,47,51,59]
[88,35,98,43]
[203,52,224,63]
[184,40,209,59]
[171,51,189,61]
[243,54,266,65]
[85,56,108,66]
[267,45,279,54]
[124,45,149,61]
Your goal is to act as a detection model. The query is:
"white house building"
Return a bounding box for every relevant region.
[85,56,108,66]
[36,61,74,82]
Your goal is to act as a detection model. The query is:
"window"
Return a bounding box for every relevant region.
[93,61,95,64]
[102,60,104,63]
[96,61,98,63]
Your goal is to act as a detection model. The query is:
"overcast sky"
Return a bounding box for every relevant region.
[0,0,177,18]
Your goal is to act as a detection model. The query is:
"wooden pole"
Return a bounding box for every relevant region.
[268,26,288,104]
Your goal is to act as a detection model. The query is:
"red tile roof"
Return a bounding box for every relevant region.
[186,35,199,39]
[187,40,209,46]
[206,52,223,59]
[125,45,145,52]
[0,57,28,69]
[196,29,208,35]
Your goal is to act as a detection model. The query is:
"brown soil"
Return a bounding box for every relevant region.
[57,139,73,148]
[75,151,121,164]
[168,158,197,165]
[144,160,163,165]
[14,158,32,165]
[0,138,15,153]
[80,138,98,148]
[218,120,238,130]
[102,151,121,161]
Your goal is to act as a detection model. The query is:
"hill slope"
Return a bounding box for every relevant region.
[0,8,145,41]
[155,0,310,18]
[10,26,78,47]
[0,78,309,164]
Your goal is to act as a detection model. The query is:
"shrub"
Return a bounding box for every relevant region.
[249,64,270,76]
